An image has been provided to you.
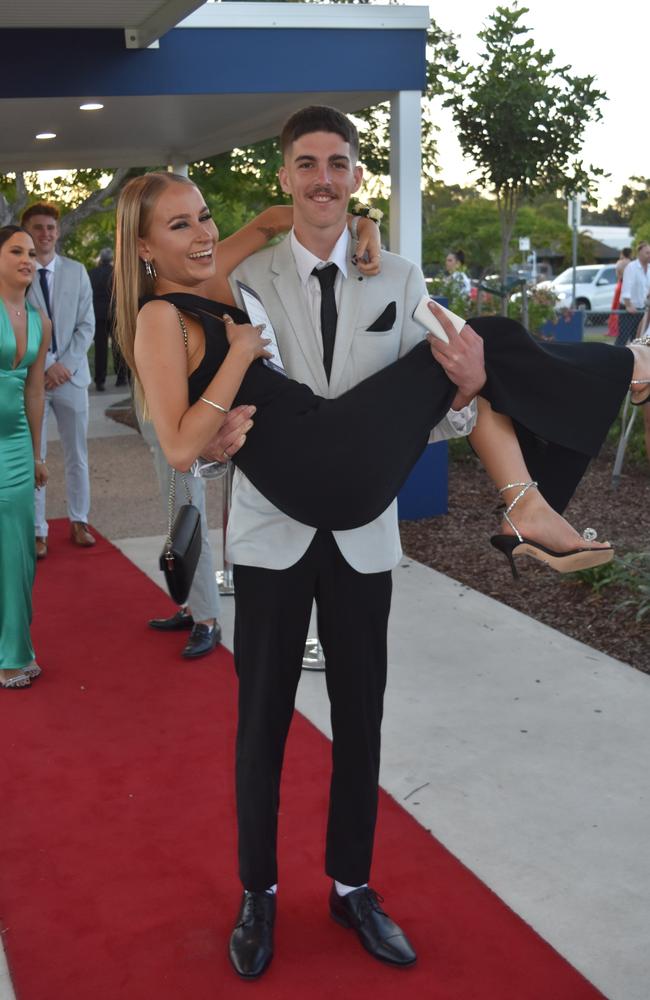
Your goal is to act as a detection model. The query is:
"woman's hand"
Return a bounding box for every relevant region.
[34,459,48,489]
[353,216,381,276]
[223,314,273,363]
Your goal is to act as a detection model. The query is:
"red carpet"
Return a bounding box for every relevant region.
[0,520,604,999]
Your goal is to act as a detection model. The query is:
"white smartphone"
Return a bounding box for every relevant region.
[412,295,466,344]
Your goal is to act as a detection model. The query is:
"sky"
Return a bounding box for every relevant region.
[404,0,645,208]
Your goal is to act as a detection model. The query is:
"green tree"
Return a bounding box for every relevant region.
[0,168,135,267]
[614,176,650,234]
[422,191,500,274]
[445,4,606,309]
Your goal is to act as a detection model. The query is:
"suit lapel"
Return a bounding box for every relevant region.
[328,247,364,395]
[51,257,66,341]
[28,270,47,314]
[270,241,329,395]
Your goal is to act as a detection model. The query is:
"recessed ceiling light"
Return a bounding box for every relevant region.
[35,132,56,140]
[80,103,104,111]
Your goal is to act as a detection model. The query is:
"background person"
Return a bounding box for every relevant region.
[88,247,116,391]
[22,202,96,557]
[608,247,632,338]
[617,241,650,345]
[444,248,471,296]
[140,416,224,659]
[0,226,51,688]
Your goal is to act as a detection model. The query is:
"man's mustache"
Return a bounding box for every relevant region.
[308,186,338,198]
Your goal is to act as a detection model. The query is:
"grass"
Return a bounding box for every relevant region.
[574,553,650,622]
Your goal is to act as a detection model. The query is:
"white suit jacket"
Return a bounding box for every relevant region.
[227,235,475,573]
[27,254,95,389]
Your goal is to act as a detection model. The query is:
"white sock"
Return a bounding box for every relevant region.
[335,880,367,897]
[244,884,277,895]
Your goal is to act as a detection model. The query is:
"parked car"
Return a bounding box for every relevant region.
[540,265,618,312]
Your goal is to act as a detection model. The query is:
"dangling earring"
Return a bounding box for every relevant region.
[144,258,157,280]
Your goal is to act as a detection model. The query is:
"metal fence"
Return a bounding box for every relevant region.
[578,310,648,344]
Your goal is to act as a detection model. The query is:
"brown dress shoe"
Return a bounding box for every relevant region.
[35,537,47,559]
[70,522,96,547]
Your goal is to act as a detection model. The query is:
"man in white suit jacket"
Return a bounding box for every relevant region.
[224,107,485,979]
[23,203,96,556]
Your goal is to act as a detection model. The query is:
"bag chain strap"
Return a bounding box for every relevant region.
[164,307,194,554]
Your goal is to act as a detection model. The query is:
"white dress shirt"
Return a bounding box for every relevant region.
[621,259,650,310]
[290,227,349,334]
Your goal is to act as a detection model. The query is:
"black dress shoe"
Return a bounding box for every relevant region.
[329,885,417,967]
[181,621,222,659]
[229,891,276,979]
[148,608,195,631]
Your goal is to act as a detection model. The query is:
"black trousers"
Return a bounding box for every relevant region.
[93,318,110,387]
[615,311,643,346]
[233,530,392,891]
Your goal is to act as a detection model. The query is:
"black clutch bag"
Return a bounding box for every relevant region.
[159,470,201,605]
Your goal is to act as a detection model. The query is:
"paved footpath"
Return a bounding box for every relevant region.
[3,384,649,1000]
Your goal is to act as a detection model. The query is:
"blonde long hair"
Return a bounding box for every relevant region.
[113,171,196,403]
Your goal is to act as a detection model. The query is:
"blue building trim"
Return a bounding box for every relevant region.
[0,28,426,98]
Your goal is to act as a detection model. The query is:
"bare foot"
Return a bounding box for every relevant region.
[500,487,610,552]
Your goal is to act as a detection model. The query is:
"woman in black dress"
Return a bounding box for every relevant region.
[114,172,650,577]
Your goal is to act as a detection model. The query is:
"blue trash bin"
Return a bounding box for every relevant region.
[397,440,448,519]
[540,310,584,343]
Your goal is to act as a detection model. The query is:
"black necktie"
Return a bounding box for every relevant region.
[38,268,57,352]
[312,263,338,382]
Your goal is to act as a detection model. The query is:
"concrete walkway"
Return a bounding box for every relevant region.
[3,384,648,1000]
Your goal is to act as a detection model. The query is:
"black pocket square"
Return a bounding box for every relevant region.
[366,302,396,332]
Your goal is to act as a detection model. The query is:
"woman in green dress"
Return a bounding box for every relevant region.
[0,226,51,689]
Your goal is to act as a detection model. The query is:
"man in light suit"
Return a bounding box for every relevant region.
[22,202,96,557]
[223,106,486,979]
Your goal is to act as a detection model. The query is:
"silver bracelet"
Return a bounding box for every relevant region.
[350,215,360,242]
[199,396,229,414]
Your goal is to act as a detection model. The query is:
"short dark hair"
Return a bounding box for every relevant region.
[0,225,30,251]
[280,105,359,161]
[21,201,60,226]
[622,247,632,258]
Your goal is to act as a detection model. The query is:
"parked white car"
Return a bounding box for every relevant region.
[540,264,618,312]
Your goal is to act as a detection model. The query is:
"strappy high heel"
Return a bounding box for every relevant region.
[489,481,614,579]
[630,334,650,405]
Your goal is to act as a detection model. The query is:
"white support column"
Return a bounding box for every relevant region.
[167,163,189,177]
[389,91,422,268]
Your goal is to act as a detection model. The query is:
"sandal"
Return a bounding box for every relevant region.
[1,671,31,689]
[490,481,614,579]
[22,661,42,680]
[630,334,650,405]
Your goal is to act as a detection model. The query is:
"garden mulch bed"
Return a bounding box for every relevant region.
[399,443,650,674]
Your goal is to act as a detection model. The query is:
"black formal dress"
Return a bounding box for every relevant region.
[152,292,633,521]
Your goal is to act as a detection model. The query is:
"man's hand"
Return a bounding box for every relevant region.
[44,361,72,390]
[426,301,486,410]
[201,404,256,463]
